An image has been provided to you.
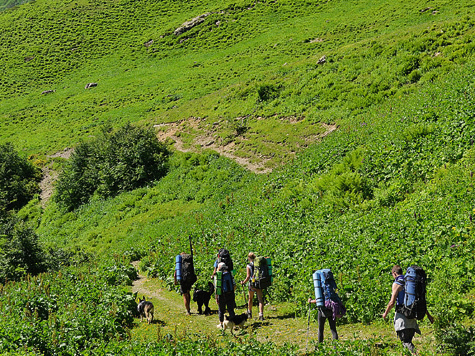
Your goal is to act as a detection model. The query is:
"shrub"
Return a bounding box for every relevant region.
[0,212,46,282]
[54,124,170,211]
[435,323,475,355]
[257,84,280,102]
[0,143,40,211]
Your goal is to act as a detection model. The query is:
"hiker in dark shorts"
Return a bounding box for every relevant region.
[240,252,265,320]
[174,252,193,315]
[308,297,339,343]
[382,265,434,354]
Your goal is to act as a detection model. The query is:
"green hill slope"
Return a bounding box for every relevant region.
[1,0,474,163]
[1,0,475,354]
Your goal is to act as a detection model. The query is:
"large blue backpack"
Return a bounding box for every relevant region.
[216,270,234,295]
[401,265,427,320]
[313,269,341,307]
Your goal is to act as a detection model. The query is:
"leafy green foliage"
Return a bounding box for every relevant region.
[54,124,170,211]
[0,212,46,282]
[0,265,136,355]
[0,143,40,211]
[436,324,475,355]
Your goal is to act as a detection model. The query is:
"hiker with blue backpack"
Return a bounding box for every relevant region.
[174,251,197,316]
[213,249,236,329]
[308,268,346,343]
[382,265,434,354]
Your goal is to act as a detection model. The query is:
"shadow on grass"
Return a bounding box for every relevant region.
[266,312,296,320]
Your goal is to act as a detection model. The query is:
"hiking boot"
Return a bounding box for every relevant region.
[258,315,264,321]
[247,310,252,319]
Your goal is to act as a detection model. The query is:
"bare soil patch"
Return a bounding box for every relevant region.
[155,118,337,174]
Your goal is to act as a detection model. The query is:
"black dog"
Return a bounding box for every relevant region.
[193,281,215,315]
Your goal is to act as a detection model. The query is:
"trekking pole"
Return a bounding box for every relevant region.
[305,302,311,353]
[188,235,193,259]
[242,283,247,307]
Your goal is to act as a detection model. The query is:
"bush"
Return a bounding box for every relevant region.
[0,212,46,282]
[0,143,40,211]
[257,84,280,102]
[436,323,475,355]
[54,124,170,211]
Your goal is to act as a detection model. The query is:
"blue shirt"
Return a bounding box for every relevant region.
[394,275,405,307]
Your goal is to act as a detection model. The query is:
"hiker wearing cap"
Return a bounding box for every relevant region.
[382,265,434,354]
[240,252,265,320]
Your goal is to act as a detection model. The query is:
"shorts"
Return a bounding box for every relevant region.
[180,282,192,295]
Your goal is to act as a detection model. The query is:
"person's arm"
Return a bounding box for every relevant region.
[382,282,403,319]
[308,298,316,304]
[241,265,252,285]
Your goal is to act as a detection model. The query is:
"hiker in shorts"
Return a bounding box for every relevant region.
[240,252,265,320]
[382,265,434,354]
[174,252,193,315]
[308,297,339,343]
[216,262,236,328]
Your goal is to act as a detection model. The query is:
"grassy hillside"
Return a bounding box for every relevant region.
[1,0,475,354]
[1,0,474,165]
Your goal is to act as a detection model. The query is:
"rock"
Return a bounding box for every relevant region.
[174,13,211,36]
[317,55,326,65]
[41,89,55,95]
[144,39,154,47]
[85,83,97,89]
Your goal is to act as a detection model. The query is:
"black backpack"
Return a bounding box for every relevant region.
[218,248,233,272]
[181,253,197,285]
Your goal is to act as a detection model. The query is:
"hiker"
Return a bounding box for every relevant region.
[382,265,434,354]
[174,252,197,315]
[210,252,220,280]
[240,252,265,320]
[308,268,345,343]
[308,297,339,342]
[216,261,236,329]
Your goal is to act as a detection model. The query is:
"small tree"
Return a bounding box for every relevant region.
[0,212,46,282]
[0,143,40,211]
[55,124,170,211]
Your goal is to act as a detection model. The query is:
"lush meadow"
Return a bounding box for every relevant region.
[1,0,475,354]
